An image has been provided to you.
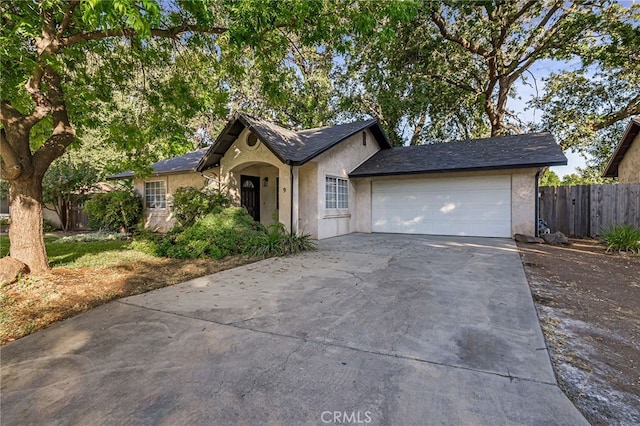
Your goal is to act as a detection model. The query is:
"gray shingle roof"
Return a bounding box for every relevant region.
[108,148,208,180]
[196,112,392,171]
[349,132,567,177]
[603,117,640,178]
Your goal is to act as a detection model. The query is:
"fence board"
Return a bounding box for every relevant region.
[540,183,640,238]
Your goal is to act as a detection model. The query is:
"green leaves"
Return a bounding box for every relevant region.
[81,0,162,37]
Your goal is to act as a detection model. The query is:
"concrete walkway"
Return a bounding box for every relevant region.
[1,234,586,425]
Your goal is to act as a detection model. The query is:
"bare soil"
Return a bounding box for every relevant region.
[0,256,256,345]
[518,239,640,425]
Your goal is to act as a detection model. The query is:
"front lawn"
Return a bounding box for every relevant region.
[1,234,148,268]
[0,233,258,344]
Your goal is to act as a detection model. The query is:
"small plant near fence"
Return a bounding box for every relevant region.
[600,224,640,254]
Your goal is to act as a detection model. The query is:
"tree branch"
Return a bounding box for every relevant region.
[62,24,227,47]
[506,1,568,73]
[0,128,23,180]
[32,66,76,177]
[56,0,80,38]
[497,1,538,49]
[23,67,51,128]
[430,10,489,57]
[596,93,640,130]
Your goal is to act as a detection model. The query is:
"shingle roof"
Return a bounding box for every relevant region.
[349,132,567,178]
[196,112,392,171]
[108,148,208,180]
[603,117,640,178]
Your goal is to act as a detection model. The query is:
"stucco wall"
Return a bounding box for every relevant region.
[298,162,318,237]
[510,169,537,236]
[136,172,206,232]
[352,168,538,238]
[618,132,640,183]
[311,128,384,240]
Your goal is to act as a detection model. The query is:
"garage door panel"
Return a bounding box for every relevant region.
[372,176,511,238]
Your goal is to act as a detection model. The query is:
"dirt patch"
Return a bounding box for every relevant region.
[0,256,257,345]
[518,239,640,425]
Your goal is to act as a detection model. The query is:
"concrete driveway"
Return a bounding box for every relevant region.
[1,234,586,425]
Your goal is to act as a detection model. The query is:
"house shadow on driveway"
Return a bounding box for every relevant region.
[0,234,587,425]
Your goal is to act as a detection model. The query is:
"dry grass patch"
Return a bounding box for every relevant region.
[0,254,256,345]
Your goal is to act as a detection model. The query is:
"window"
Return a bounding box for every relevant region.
[325,176,348,209]
[247,133,259,147]
[145,181,166,209]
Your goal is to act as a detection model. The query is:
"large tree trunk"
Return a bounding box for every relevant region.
[8,175,49,273]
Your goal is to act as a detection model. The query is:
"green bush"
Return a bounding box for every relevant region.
[171,186,231,227]
[85,190,142,232]
[155,207,265,259]
[601,224,640,254]
[248,221,317,258]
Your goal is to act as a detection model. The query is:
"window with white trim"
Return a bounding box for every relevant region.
[325,176,349,209]
[145,181,167,209]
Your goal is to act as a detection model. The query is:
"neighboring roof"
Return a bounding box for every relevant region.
[108,148,208,180]
[603,117,640,178]
[196,112,392,171]
[349,132,567,178]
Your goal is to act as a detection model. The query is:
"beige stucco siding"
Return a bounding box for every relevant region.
[311,128,384,239]
[135,172,206,232]
[298,162,318,237]
[510,169,537,236]
[618,132,640,183]
[352,168,538,237]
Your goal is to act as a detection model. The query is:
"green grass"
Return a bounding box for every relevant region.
[0,234,158,268]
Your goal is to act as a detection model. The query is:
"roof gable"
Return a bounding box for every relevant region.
[349,132,567,178]
[603,117,640,178]
[196,112,392,171]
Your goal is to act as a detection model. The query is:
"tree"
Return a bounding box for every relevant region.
[340,0,633,145]
[539,170,562,187]
[42,158,100,231]
[0,0,335,272]
[561,167,615,186]
[536,3,640,167]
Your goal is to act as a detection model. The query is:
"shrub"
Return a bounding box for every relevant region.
[85,190,142,232]
[171,186,231,227]
[155,207,264,259]
[248,221,317,258]
[601,224,640,254]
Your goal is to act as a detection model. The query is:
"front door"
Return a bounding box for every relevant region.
[240,175,260,222]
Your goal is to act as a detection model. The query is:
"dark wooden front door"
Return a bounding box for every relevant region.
[240,175,260,222]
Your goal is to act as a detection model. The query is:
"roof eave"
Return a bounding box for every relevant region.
[602,118,640,178]
[106,168,200,180]
[349,161,567,178]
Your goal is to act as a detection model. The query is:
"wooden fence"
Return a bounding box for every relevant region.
[539,183,640,238]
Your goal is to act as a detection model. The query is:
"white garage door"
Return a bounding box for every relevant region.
[372,175,511,237]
